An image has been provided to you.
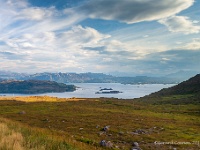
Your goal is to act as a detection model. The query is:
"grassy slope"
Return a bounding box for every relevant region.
[0,119,75,150]
[0,117,98,150]
[0,96,199,150]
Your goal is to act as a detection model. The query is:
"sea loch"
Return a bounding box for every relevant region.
[1,83,175,99]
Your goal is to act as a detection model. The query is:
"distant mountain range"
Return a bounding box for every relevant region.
[0,71,27,80]
[0,70,198,84]
[165,70,199,82]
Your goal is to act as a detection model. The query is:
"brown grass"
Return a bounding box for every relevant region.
[0,122,24,150]
[0,117,104,150]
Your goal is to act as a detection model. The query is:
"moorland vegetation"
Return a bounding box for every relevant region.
[0,75,199,150]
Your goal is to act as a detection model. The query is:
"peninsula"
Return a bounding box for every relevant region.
[0,80,76,94]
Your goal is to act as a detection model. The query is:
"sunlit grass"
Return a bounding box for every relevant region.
[0,96,86,102]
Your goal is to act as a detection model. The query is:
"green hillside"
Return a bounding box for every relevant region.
[143,74,200,105]
[0,80,76,94]
[152,74,200,96]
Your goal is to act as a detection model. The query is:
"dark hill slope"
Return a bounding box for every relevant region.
[0,80,76,94]
[143,74,200,105]
[152,74,200,96]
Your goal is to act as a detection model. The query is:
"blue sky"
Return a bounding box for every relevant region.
[0,0,200,75]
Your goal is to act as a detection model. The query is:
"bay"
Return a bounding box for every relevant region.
[1,83,175,99]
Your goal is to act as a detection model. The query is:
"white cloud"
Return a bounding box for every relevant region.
[1,24,114,72]
[6,0,28,8]
[0,0,199,73]
[18,7,55,21]
[0,0,83,39]
[59,25,110,47]
[5,32,56,51]
[159,16,200,34]
[183,38,200,50]
[79,0,194,24]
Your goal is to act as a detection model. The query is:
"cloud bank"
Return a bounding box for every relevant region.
[79,0,194,23]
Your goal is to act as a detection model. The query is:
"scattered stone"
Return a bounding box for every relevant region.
[102,125,110,132]
[135,129,147,134]
[99,140,113,148]
[132,142,139,147]
[130,127,164,135]
[79,128,84,130]
[130,142,141,150]
[19,111,26,114]
[100,140,107,147]
[131,129,147,135]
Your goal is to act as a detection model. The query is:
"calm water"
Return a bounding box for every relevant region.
[1,83,175,99]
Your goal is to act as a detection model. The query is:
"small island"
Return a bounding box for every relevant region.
[0,80,76,94]
[95,88,122,94]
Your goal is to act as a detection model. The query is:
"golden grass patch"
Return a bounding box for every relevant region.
[0,96,86,102]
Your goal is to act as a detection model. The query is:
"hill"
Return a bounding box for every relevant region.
[151,74,200,96]
[143,74,200,104]
[0,80,76,94]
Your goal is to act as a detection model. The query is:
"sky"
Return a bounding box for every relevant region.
[0,0,200,76]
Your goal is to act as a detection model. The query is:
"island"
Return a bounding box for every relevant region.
[95,88,122,94]
[0,80,76,94]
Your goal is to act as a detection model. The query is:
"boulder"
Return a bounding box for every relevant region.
[102,125,110,132]
[100,140,107,147]
[100,140,113,148]
[130,142,141,150]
